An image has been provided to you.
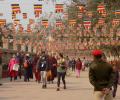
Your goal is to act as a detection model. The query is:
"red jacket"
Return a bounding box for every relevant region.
[76,61,82,70]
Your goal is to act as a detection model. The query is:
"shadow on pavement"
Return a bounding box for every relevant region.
[66,87,93,91]
[115,96,120,100]
[0,96,19,100]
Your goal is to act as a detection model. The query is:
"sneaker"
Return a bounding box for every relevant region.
[113,94,116,98]
[42,85,45,89]
[52,81,54,84]
[44,85,47,88]
[64,86,66,89]
[38,81,40,83]
[56,88,60,91]
[10,78,12,82]
[19,76,21,79]
[0,83,2,86]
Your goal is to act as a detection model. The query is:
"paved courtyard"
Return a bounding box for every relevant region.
[0,71,120,100]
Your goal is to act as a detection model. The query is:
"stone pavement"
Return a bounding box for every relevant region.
[0,71,120,100]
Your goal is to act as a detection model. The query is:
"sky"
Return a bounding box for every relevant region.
[0,0,87,28]
[0,0,70,22]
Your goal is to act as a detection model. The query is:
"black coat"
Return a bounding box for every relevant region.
[37,55,49,71]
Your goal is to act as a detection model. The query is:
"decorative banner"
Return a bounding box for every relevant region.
[55,4,64,13]
[115,10,120,15]
[11,4,21,14]
[69,19,76,26]
[56,20,63,28]
[112,19,120,26]
[34,4,42,17]
[14,19,20,26]
[101,11,107,17]
[41,20,49,28]
[83,20,91,30]
[23,13,27,19]
[77,5,85,13]
[98,18,105,25]
[12,13,16,19]
[97,3,106,14]
[0,19,6,26]
[29,19,35,25]
[86,11,93,18]
[78,24,82,28]
[77,12,83,19]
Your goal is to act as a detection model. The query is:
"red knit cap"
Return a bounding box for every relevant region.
[92,50,103,56]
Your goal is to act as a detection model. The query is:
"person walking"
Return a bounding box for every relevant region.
[68,58,72,70]
[16,53,23,79]
[23,54,30,82]
[56,53,66,91]
[33,54,40,83]
[75,58,82,78]
[82,57,86,71]
[37,51,49,88]
[8,55,19,81]
[51,54,57,81]
[47,54,53,83]
[89,50,114,100]
[71,58,76,72]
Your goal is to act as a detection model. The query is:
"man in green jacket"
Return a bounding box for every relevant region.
[89,50,114,100]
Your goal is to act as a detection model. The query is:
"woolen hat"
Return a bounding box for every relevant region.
[92,50,103,56]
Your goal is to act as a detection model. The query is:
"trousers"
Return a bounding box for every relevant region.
[41,71,47,85]
[94,91,113,100]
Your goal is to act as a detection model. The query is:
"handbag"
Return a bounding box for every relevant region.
[35,71,41,81]
[13,64,19,71]
[47,70,52,81]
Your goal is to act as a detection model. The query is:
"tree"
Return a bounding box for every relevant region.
[87,0,98,10]
[104,0,120,10]
[87,0,120,10]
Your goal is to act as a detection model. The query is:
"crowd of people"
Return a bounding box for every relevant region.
[6,51,90,90]
[0,49,120,100]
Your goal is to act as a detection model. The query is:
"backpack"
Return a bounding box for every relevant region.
[23,60,29,68]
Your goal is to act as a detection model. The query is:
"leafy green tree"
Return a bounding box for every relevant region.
[104,0,120,10]
[87,0,120,10]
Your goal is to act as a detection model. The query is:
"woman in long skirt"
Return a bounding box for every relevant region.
[8,55,18,81]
